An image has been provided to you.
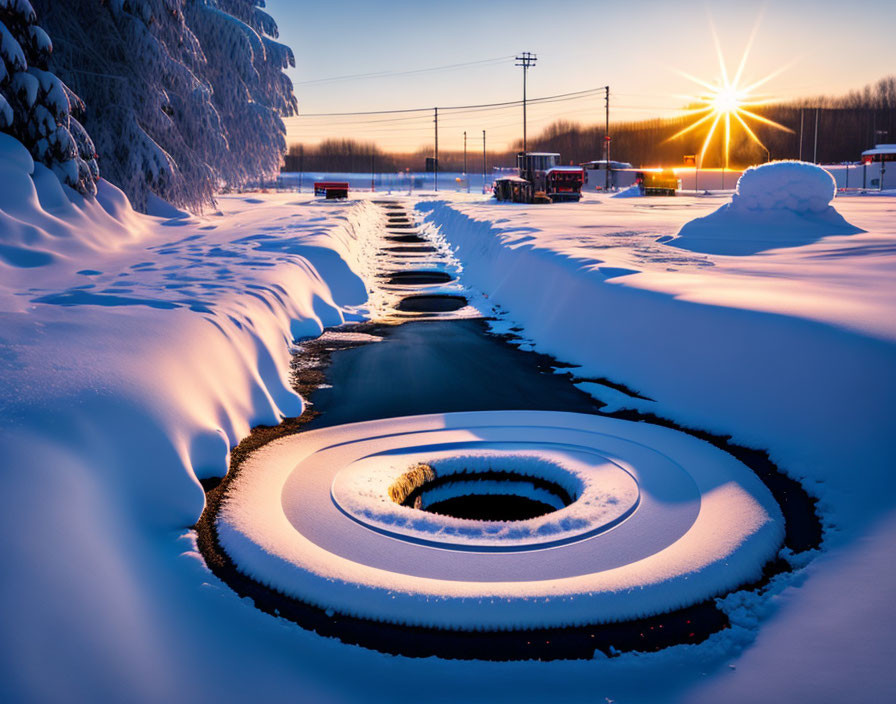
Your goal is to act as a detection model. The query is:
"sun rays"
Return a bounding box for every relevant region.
[667,17,793,168]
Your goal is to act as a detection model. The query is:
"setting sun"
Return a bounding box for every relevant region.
[668,22,793,169]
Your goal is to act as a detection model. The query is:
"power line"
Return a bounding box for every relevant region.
[289,95,610,128]
[290,107,616,135]
[292,55,515,86]
[293,86,607,118]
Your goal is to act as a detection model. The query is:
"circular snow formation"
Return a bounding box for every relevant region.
[733,160,836,214]
[218,411,784,630]
[331,449,640,549]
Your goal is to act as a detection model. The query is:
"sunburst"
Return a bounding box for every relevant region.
[667,19,793,169]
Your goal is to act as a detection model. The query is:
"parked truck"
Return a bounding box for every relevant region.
[494,152,585,203]
[635,169,679,196]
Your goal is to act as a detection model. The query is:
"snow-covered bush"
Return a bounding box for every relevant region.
[32,0,297,212]
[731,160,836,214]
[666,161,861,255]
[0,0,99,196]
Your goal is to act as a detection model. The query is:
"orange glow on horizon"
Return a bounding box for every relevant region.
[667,19,793,169]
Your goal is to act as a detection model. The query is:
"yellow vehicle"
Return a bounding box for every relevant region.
[636,169,679,196]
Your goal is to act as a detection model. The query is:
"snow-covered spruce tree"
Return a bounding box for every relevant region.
[32,0,226,211]
[33,0,297,212]
[185,0,298,190]
[0,0,99,196]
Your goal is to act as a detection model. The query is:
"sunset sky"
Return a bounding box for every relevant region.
[267,0,895,152]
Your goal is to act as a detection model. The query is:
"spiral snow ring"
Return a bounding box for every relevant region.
[218,410,784,630]
[331,449,640,550]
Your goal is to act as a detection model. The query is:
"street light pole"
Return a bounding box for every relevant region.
[515,52,537,153]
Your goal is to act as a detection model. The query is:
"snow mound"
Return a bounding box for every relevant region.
[667,161,863,255]
[0,132,146,275]
[219,410,783,630]
[612,184,642,198]
[734,160,835,213]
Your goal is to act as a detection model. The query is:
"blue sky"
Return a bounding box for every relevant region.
[266,0,895,151]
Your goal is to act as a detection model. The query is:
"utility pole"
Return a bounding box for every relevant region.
[482,130,487,194]
[434,107,439,192]
[877,130,889,191]
[464,130,469,192]
[813,107,819,164]
[515,52,537,153]
[798,108,804,161]
[604,85,610,191]
[298,144,304,193]
[370,152,375,192]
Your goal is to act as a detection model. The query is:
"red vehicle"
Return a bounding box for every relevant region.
[313,181,349,199]
[545,166,586,202]
[493,152,584,203]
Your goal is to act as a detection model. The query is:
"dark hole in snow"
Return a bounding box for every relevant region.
[426,494,557,521]
[385,245,437,254]
[385,271,454,286]
[385,234,428,243]
[399,469,574,522]
[396,295,467,312]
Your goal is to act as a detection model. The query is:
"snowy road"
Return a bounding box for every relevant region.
[207,201,800,661]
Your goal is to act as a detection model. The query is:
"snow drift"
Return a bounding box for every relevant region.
[666,161,863,254]
[0,167,386,700]
[0,132,142,267]
[417,195,896,702]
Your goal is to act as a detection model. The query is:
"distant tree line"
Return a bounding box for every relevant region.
[283,139,513,173]
[518,76,896,168]
[285,76,895,172]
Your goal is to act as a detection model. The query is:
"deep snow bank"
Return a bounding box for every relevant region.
[0,132,145,278]
[0,180,383,698]
[417,197,896,701]
[666,161,863,254]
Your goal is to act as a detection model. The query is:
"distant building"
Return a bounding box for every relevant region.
[823,144,895,190]
[675,167,744,192]
[861,144,895,189]
[581,160,636,190]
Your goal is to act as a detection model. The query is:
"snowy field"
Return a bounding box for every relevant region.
[417,183,896,701]
[2,152,895,702]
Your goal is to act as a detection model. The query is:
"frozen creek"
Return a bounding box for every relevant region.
[196,202,820,660]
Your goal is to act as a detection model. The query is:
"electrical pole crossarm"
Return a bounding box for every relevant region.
[515,52,537,154]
